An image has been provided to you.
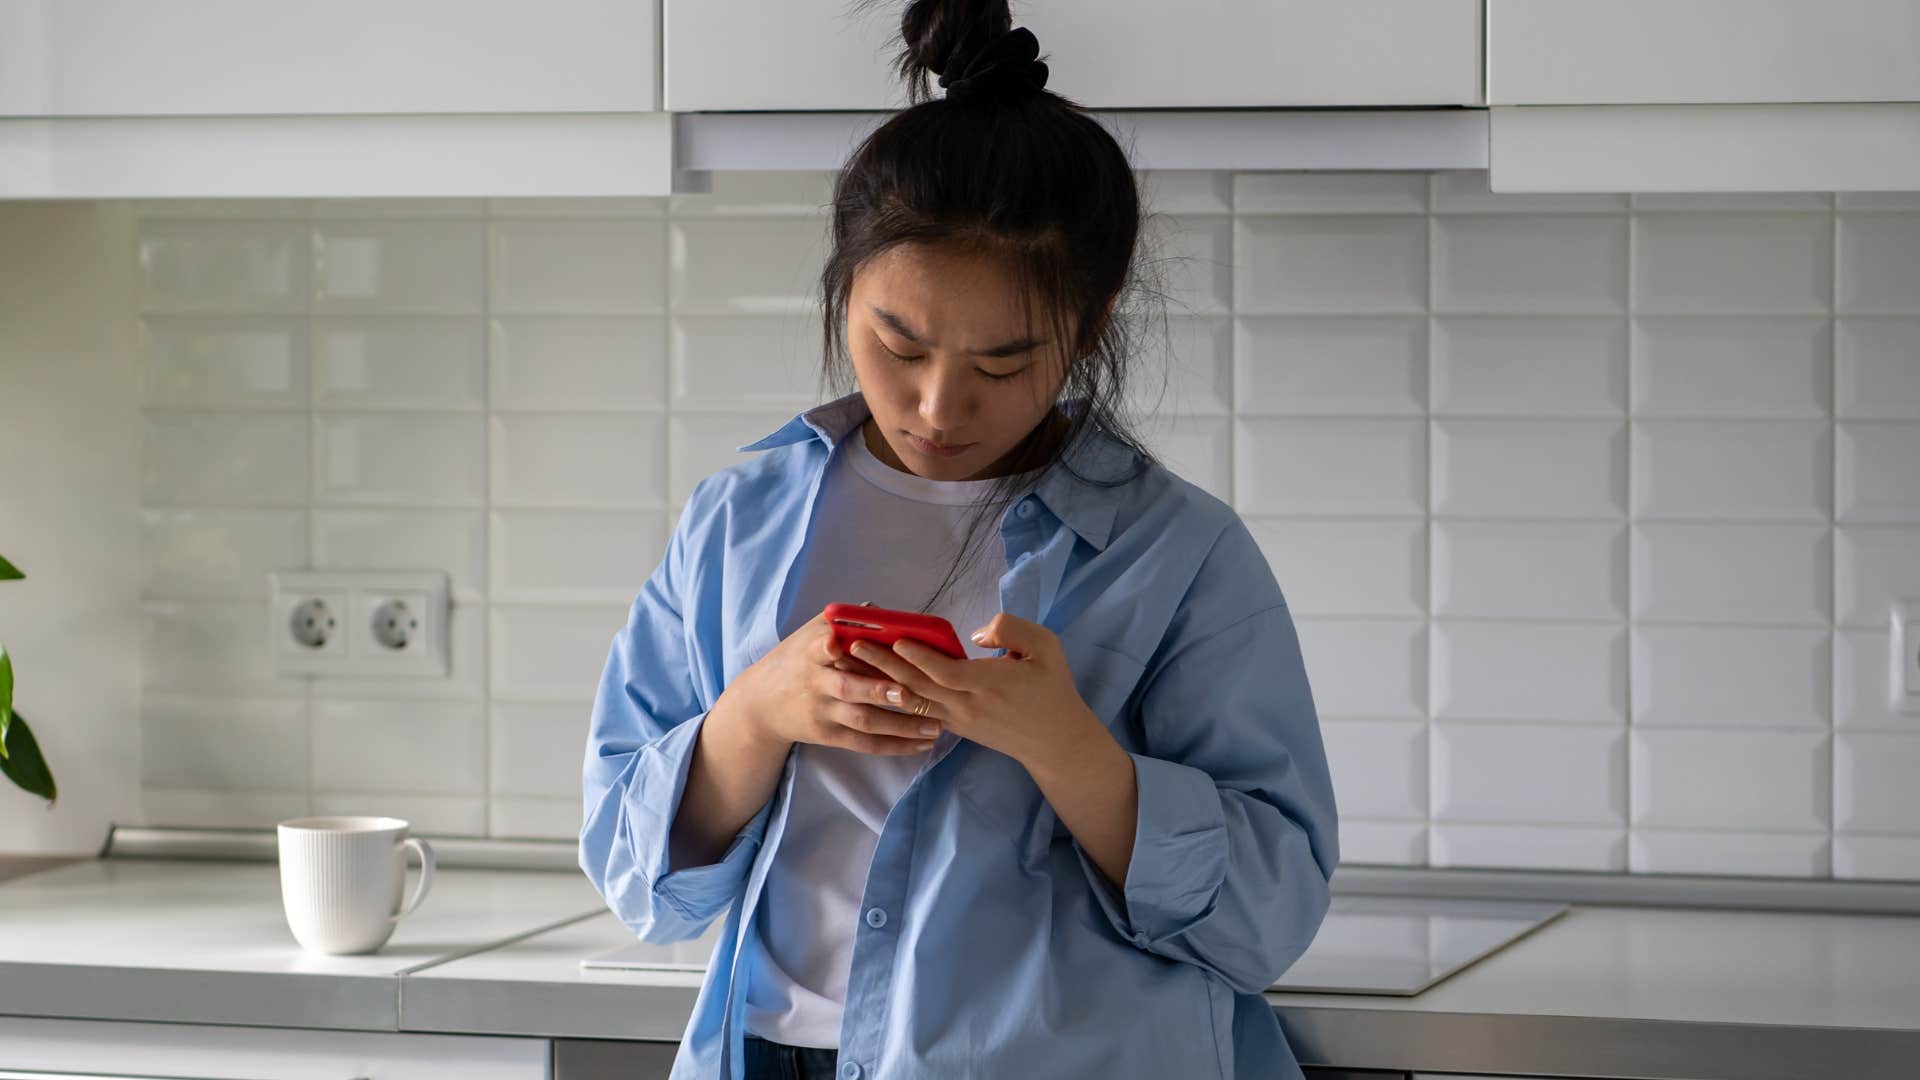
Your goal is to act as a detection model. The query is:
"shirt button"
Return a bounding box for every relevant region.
[865,907,887,929]
[1133,931,1150,947]
[1015,500,1036,519]
[840,1063,862,1080]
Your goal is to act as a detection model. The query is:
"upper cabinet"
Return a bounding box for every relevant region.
[0,0,657,116]
[0,0,677,198]
[1485,0,1920,191]
[665,0,1483,111]
[1487,0,1920,105]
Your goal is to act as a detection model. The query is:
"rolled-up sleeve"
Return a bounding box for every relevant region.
[1073,518,1341,996]
[578,489,776,944]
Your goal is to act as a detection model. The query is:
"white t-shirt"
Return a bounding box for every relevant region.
[741,426,1030,1048]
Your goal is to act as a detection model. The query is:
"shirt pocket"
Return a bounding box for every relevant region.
[1059,638,1147,751]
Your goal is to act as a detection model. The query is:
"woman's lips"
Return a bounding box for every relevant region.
[906,432,974,457]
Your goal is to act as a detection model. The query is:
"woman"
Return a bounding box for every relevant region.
[579,2,1339,1077]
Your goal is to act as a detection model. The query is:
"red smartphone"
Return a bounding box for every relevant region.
[823,602,968,660]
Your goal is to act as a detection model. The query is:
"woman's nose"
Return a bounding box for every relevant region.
[918,370,971,432]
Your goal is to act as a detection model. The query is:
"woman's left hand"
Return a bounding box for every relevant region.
[847,612,1106,772]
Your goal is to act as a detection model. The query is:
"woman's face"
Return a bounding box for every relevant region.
[847,242,1075,481]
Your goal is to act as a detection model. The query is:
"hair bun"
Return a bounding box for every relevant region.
[937,25,1049,103]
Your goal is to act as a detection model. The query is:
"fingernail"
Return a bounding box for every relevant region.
[885,687,902,704]
[970,630,987,643]
[918,724,939,737]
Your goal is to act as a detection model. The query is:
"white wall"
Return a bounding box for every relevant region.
[5,172,1920,877]
[0,200,143,852]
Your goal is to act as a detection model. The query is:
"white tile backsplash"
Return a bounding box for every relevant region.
[314,412,486,507]
[1432,621,1626,726]
[1432,419,1625,519]
[313,221,485,314]
[1248,518,1425,618]
[488,218,666,315]
[137,219,307,312]
[143,413,308,507]
[142,508,307,602]
[1631,729,1831,833]
[1836,213,1920,315]
[1434,214,1628,315]
[1631,316,1831,418]
[1433,521,1626,620]
[1290,618,1426,720]
[140,316,308,409]
[489,509,666,605]
[1631,626,1831,730]
[311,316,486,410]
[1631,523,1830,625]
[1835,317,1920,418]
[1235,214,1427,314]
[1836,422,1920,523]
[488,413,667,509]
[1235,417,1425,515]
[1432,722,1627,827]
[129,173,1920,869]
[1233,172,1428,215]
[490,315,668,411]
[1430,316,1625,416]
[1235,316,1425,416]
[309,699,487,796]
[1630,420,1831,522]
[488,604,630,703]
[1632,213,1832,314]
[1430,823,1626,872]
[671,313,828,411]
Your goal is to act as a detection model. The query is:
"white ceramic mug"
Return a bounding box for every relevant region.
[276,815,435,955]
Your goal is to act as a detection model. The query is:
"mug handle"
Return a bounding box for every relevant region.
[391,837,435,923]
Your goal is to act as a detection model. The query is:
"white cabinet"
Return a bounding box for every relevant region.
[1487,0,1920,105]
[0,1015,548,1080]
[1485,0,1920,191]
[0,0,679,198]
[0,0,657,117]
[665,0,1481,110]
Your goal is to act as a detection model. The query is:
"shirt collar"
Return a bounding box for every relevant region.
[735,390,1136,552]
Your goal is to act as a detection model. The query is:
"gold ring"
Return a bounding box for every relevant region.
[911,697,933,717]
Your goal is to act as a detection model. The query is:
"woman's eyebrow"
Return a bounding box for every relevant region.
[868,304,1048,358]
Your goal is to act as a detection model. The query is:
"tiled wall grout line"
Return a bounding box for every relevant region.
[1423,173,1439,868]
[1623,201,1635,869]
[304,201,320,816]
[1827,198,1841,878]
[479,204,494,839]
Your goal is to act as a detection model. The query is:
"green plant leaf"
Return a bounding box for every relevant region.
[0,553,22,581]
[0,709,55,804]
[0,641,12,762]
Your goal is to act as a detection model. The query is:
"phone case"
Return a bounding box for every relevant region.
[823,602,967,660]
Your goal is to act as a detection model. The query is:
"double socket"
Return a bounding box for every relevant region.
[269,570,450,678]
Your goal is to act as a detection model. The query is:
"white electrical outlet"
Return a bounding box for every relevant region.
[269,570,451,678]
[1892,599,1920,715]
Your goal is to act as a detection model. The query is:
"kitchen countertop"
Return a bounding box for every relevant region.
[2,857,1917,1078]
[0,857,605,1030]
[402,904,1920,1078]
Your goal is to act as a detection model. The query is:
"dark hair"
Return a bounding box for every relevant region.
[824,0,1175,615]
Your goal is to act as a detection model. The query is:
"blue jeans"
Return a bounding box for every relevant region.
[744,1033,840,1080]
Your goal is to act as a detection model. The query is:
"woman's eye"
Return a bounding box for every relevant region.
[879,340,1020,382]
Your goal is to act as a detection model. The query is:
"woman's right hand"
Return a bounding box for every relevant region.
[720,609,941,756]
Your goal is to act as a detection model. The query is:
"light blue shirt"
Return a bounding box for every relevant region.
[579,391,1339,1080]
